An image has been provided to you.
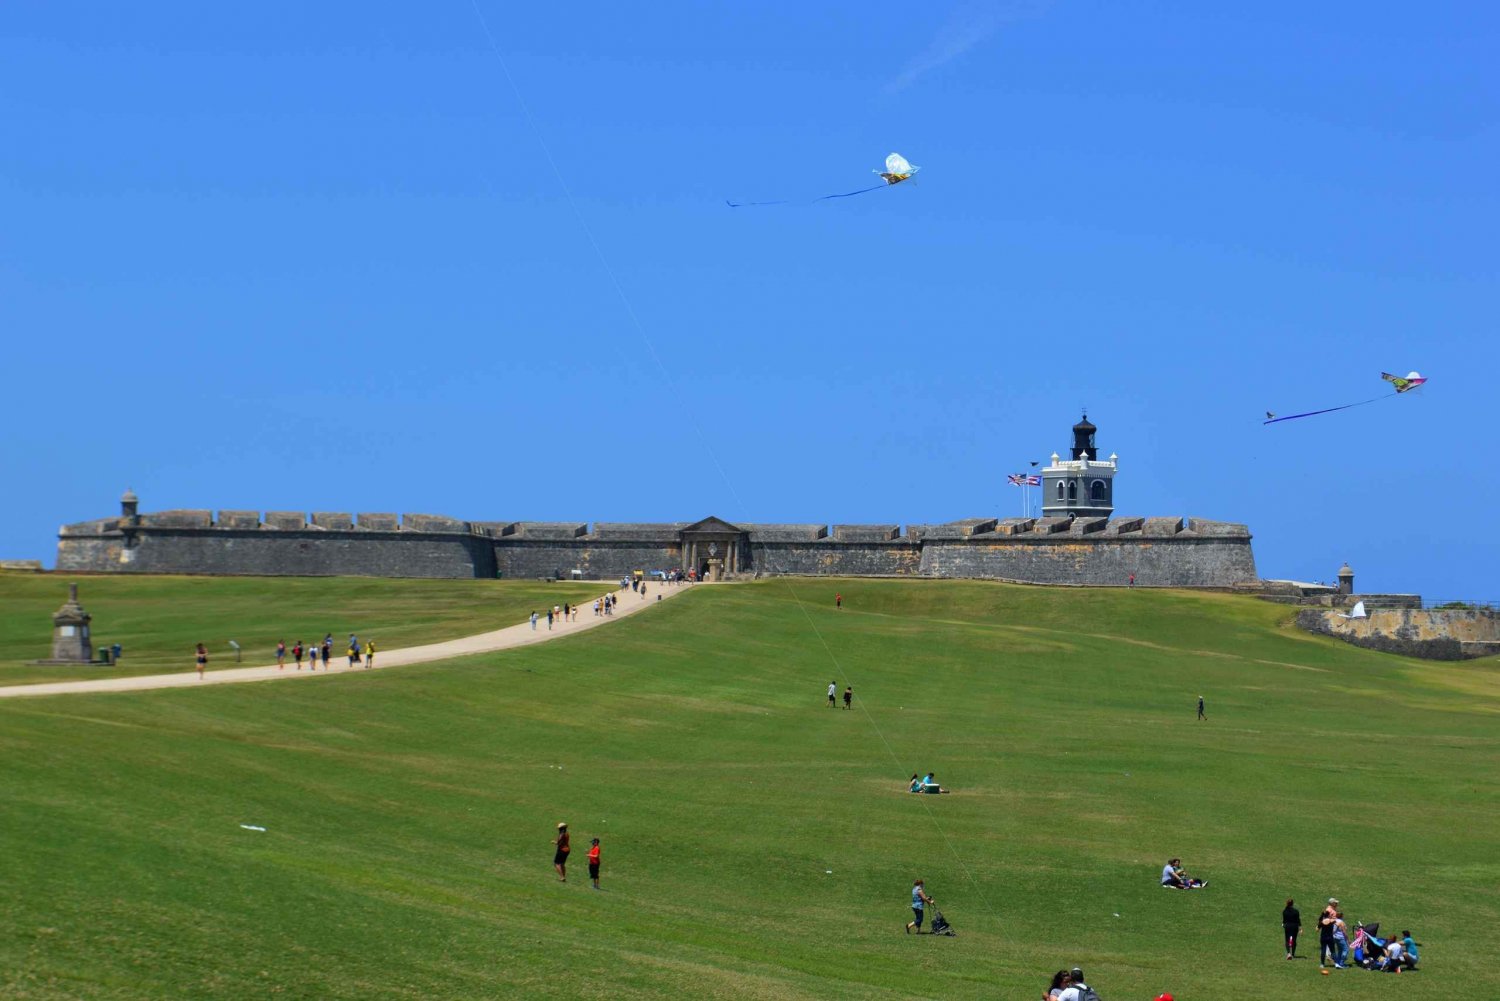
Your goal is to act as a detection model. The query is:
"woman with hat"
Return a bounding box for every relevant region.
[552,823,571,881]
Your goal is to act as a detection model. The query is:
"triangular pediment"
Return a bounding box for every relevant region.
[680,515,744,535]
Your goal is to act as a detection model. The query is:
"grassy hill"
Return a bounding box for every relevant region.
[0,573,605,685]
[0,577,1495,999]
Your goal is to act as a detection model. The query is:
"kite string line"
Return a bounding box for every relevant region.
[1262,392,1393,425]
[464,1,1002,925]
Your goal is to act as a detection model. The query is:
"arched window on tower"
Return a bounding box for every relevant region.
[1091,479,1107,501]
[1056,480,1065,500]
[1067,481,1077,500]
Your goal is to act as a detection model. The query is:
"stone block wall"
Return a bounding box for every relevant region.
[750,541,924,576]
[492,540,680,579]
[1296,607,1500,660]
[55,507,1259,588]
[918,535,1257,586]
[69,529,496,578]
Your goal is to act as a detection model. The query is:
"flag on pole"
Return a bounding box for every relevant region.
[1025,475,1041,486]
[1007,473,1025,486]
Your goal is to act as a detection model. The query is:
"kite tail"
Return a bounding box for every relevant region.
[1262,393,1394,425]
[726,183,890,208]
[813,183,890,202]
[725,198,793,208]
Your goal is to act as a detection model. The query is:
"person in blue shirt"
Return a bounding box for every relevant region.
[905,879,934,934]
[1401,931,1419,967]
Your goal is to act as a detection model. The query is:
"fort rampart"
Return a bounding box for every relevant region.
[57,504,1258,587]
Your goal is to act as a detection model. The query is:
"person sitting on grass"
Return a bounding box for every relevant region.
[1160,858,1205,888]
[921,772,949,794]
[908,774,923,793]
[1042,970,1071,998]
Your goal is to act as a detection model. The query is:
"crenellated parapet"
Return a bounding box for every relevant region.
[57,496,1256,586]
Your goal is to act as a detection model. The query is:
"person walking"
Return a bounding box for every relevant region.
[346,641,357,669]
[293,640,304,670]
[827,681,837,708]
[1282,898,1301,959]
[194,642,208,680]
[365,638,376,669]
[1197,695,1207,720]
[563,602,571,622]
[843,686,853,710]
[530,611,539,631]
[321,636,332,666]
[309,643,320,670]
[905,879,933,934]
[547,609,554,631]
[1129,573,1136,587]
[836,592,842,610]
[552,823,571,882]
[276,640,286,670]
[587,838,602,890]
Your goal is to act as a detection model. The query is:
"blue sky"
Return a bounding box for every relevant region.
[2,2,1495,598]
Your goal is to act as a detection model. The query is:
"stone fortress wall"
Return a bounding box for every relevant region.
[57,503,1259,587]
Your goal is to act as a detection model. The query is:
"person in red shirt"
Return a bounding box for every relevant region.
[836,592,842,609]
[587,838,602,890]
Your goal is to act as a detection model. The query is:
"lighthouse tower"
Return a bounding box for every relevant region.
[1041,413,1117,519]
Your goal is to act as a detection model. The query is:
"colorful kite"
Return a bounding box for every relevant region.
[876,152,920,186]
[1381,371,1427,393]
[1264,371,1427,425]
[727,152,920,208]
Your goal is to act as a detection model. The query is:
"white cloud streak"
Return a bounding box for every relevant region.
[887,1,1049,92]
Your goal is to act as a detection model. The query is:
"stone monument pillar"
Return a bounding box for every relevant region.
[50,583,94,663]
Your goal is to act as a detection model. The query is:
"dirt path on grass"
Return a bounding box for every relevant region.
[0,581,701,699]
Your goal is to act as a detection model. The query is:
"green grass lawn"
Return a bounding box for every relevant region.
[0,578,1495,999]
[0,572,606,685]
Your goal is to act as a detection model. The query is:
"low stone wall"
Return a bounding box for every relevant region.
[1296,607,1500,660]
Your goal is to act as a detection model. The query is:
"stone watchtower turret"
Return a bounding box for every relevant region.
[1041,413,1117,519]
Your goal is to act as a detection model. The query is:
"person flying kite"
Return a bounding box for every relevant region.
[1264,371,1427,425]
[727,152,921,207]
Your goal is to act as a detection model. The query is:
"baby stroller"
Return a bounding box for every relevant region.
[1356,924,1410,972]
[928,906,956,936]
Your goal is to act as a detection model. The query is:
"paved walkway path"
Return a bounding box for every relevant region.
[0,581,700,699]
